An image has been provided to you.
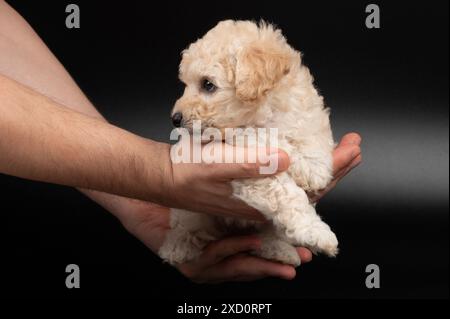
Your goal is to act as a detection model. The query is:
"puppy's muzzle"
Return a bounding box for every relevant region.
[171,112,183,127]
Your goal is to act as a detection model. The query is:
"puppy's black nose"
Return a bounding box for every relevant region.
[171,112,183,127]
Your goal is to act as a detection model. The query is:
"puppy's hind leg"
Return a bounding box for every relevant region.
[251,227,301,267]
[233,173,338,257]
[159,209,219,265]
[282,202,339,257]
[274,186,338,256]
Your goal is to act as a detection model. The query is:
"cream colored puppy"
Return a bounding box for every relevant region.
[159,20,338,266]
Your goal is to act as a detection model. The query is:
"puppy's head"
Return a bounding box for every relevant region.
[171,20,301,132]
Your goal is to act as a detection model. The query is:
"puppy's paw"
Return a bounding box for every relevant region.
[251,239,301,267]
[304,223,339,257]
[306,172,333,193]
[159,232,206,265]
[290,154,333,192]
[286,220,338,257]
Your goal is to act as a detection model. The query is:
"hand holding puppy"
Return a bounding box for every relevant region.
[163,143,291,222]
[103,133,361,283]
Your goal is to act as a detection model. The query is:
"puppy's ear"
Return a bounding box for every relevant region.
[235,40,294,104]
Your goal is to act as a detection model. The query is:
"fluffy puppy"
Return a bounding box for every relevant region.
[159,20,338,266]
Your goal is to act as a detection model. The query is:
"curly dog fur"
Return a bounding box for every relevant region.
[159,20,338,266]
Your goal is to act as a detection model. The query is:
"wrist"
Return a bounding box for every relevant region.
[81,189,142,229]
[81,189,166,253]
[138,140,175,206]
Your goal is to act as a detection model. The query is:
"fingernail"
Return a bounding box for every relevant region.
[348,133,362,145]
[259,152,283,175]
[275,152,290,172]
[299,249,313,263]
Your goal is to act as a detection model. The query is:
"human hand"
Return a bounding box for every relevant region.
[157,133,361,221]
[158,143,290,222]
[104,196,312,283]
[309,132,362,202]
[91,133,360,283]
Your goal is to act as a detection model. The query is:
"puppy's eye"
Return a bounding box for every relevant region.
[201,78,217,93]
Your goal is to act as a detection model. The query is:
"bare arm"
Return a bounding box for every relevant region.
[0,0,114,201]
[0,0,102,119]
[0,74,173,202]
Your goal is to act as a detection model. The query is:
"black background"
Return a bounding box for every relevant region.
[1,0,448,299]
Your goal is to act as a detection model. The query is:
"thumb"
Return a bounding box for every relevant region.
[209,145,290,180]
[338,132,361,147]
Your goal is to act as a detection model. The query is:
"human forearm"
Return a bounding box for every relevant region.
[0,74,171,202]
[0,0,103,120]
[1,2,262,220]
[0,0,133,211]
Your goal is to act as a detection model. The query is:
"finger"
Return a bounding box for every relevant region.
[223,255,297,280]
[333,153,363,181]
[349,154,363,169]
[227,274,269,282]
[196,272,268,284]
[311,153,362,202]
[338,132,362,147]
[212,205,266,222]
[296,247,313,263]
[201,194,267,222]
[311,145,362,203]
[188,180,266,221]
[200,235,261,266]
[332,144,361,175]
[332,132,361,174]
[309,181,336,203]
[208,147,290,180]
[206,254,296,282]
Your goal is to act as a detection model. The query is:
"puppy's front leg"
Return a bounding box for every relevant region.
[232,173,338,256]
[288,139,334,193]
